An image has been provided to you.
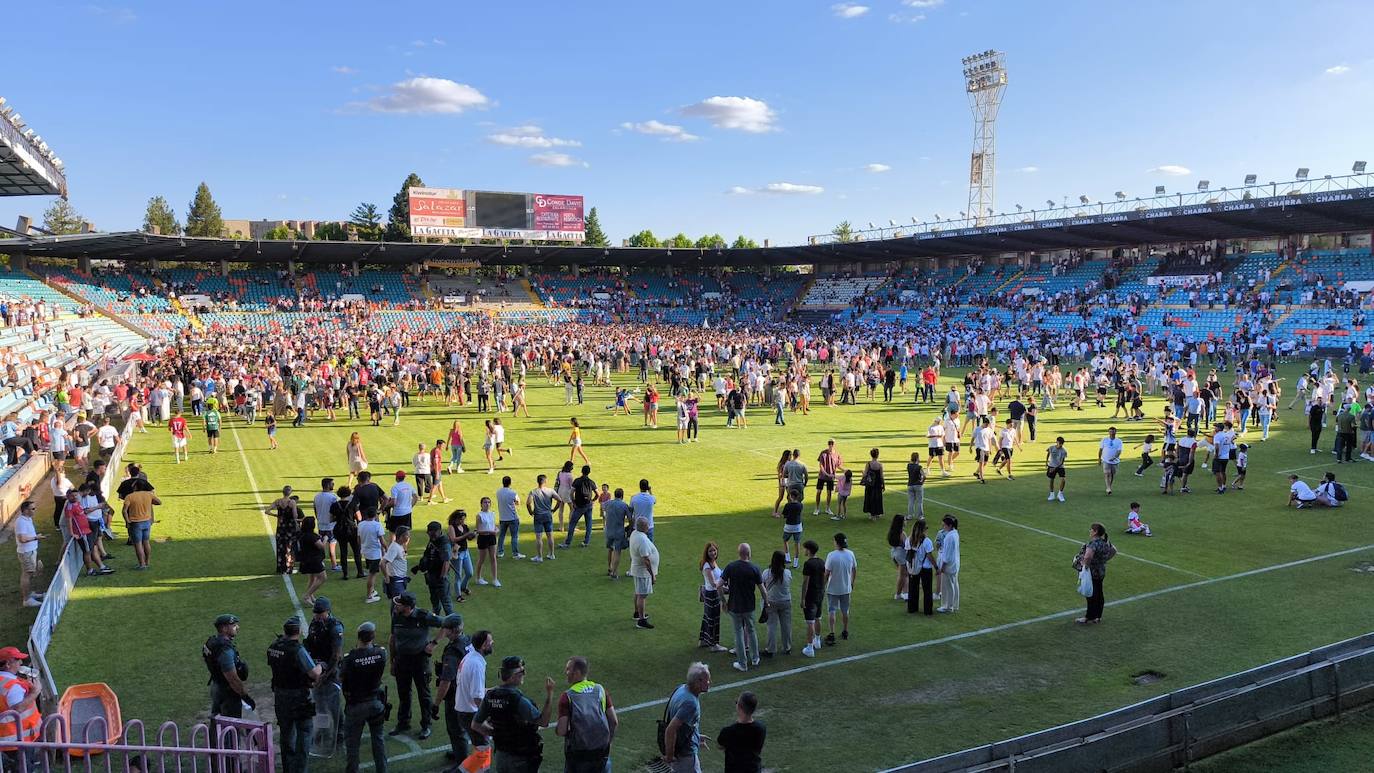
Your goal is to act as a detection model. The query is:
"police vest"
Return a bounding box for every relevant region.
[563,681,611,754]
[203,635,245,686]
[484,685,542,758]
[267,638,312,691]
[305,617,342,666]
[0,674,40,751]
[340,646,387,703]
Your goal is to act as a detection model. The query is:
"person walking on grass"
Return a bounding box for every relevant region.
[568,417,590,465]
[662,663,710,773]
[526,474,560,564]
[473,496,501,588]
[771,450,790,518]
[17,500,49,607]
[447,510,474,602]
[1075,522,1115,624]
[169,409,189,463]
[417,521,452,615]
[860,448,885,522]
[563,465,597,549]
[716,691,766,773]
[496,476,523,560]
[629,517,659,629]
[1045,436,1068,502]
[800,540,825,657]
[604,488,631,579]
[935,515,961,614]
[722,543,763,672]
[815,439,842,516]
[358,510,385,604]
[972,417,993,483]
[905,452,925,521]
[346,432,368,487]
[447,420,466,474]
[1099,426,1124,495]
[993,419,1017,479]
[823,533,857,644]
[699,542,727,653]
[427,440,451,505]
[925,417,946,477]
[203,403,222,454]
[296,516,328,605]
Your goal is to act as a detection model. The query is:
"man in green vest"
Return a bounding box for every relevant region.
[555,656,617,773]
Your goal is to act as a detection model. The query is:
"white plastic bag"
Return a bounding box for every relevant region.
[1077,568,1093,597]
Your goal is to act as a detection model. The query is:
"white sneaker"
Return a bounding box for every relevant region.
[547,553,556,560]
[365,595,380,604]
[456,467,465,473]
[531,556,543,564]
[1047,492,1056,501]
[477,578,490,586]
[813,509,820,516]
[23,598,41,608]
[493,580,502,587]
[899,593,909,601]
[514,553,526,559]
[802,645,816,658]
[1057,492,1065,502]
[825,509,835,515]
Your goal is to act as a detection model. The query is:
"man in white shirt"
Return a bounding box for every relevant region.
[359,512,386,603]
[313,478,340,571]
[925,418,946,477]
[1098,427,1124,495]
[994,420,1018,479]
[823,533,858,643]
[972,418,993,483]
[1288,475,1320,508]
[14,501,46,608]
[382,526,410,600]
[388,472,416,533]
[455,630,493,746]
[1211,422,1236,494]
[412,444,432,502]
[628,517,659,629]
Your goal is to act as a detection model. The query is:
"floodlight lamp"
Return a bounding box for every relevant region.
[888,219,896,227]
[1295,168,1309,180]
[1078,195,1090,205]
[1015,204,1023,211]
[1197,180,1209,191]
[1243,174,1257,185]
[1046,199,1055,208]
[911,217,919,224]
[1114,191,1126,200]
[1354,161,1367,173]
[1154,185,1166,195]
[959,211,966,218]
[867,222,875,229]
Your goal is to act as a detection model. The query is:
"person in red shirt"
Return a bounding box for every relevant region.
[65,490,111,576]
[168,410,189,464]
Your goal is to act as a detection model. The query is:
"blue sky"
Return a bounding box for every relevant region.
[4,0,1373,245]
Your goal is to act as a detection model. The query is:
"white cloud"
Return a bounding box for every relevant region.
[729,182,825,195]
[619,120,700,142]
[1325,64,1351,75]
[432,38,447,46]
[356,77,490,114]
[1017,165,1039,173]
[831,3,870,18]
[85,4,136,23]
[1148,165,1192,176]
[530,152,589,168]
[332,65,358,75]
[681,96,778,133]
[864,163,891,173]
[888,12,926,23]
[411,39,427,48]
[487,126,581,148]
[903,0,943,6]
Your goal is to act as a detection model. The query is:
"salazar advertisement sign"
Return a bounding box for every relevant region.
[408,187,467,228]
[532,194,584,233]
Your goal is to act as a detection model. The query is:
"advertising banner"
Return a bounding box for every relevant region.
[408,187,467,228]
[532,194,585,233]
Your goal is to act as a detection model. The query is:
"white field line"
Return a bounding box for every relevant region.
[229,421,305,624]
[378,542,1374,767]
[924,496,1211,580]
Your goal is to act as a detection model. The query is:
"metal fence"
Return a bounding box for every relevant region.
[885,632,1374,772]
[0,713,273,773]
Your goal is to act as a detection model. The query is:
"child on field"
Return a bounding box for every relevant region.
[834,469,853,519]
[265,413,278,450]
[1160,447,1179,495]
[1125,501,1152,536]
[597,483,611,519]
[1134,434,1155,476]
[1234,444,1249,490]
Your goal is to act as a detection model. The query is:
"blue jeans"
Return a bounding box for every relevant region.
[498,520,521,555]
[452,550,474,596]
[450,447,463,468]
[730,610,759,669]
[563,505,593,546]
[774,405,785,425]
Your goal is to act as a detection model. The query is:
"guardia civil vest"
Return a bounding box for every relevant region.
[267,638,312,691]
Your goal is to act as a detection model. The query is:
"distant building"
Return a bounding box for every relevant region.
[221,219,349,240]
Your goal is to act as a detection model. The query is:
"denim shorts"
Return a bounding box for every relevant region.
[532,517,553,535]
[129,520,151,542]
[782,530,802,543]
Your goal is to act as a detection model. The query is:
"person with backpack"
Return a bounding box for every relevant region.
[555,656,617,773]
[1316,472,1347,508]
[1075,522,1115,624]
[562,465,598,549]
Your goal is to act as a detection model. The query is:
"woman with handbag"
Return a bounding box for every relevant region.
[761,550,793,656]
[906,518,935,615]
[861,448,885,521]
[1075,522,1115,624]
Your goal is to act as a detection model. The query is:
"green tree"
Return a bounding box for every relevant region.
[263,225,294,240]
[349,202,383,241]
[666,232,694,249]
[142,195,181,235]
[582,206,608,246]
[384,173,425,242]
[42,199,85,235]
[694,233,726,249]
[314,222,350,241]
[185,182,224,238]
[831,220,855,243]
[730,235,759,249]
[626,229,660,248]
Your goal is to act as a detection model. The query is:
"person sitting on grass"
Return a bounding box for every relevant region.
[1124,502,1152,537]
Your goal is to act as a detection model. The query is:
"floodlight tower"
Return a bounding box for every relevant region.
[961,50,1008,226]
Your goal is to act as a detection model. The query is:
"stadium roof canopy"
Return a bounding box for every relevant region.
[0,97,67,197]
[4,185,1374,268]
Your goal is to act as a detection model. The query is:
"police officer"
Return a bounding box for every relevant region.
[387,592,441,740]
[203,613,253,718]
[430,614,470,772]
[471,655,555,773]
[305,597,345,745]
[338,622,388,773]
[267,617,323,773]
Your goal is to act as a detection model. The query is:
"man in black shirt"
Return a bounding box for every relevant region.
[720,543,763,673]
[716,691,766,773]
[800,540,825,657]
[352,472,384,520]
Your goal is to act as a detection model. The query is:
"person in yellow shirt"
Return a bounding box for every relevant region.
[123,488,162,570]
